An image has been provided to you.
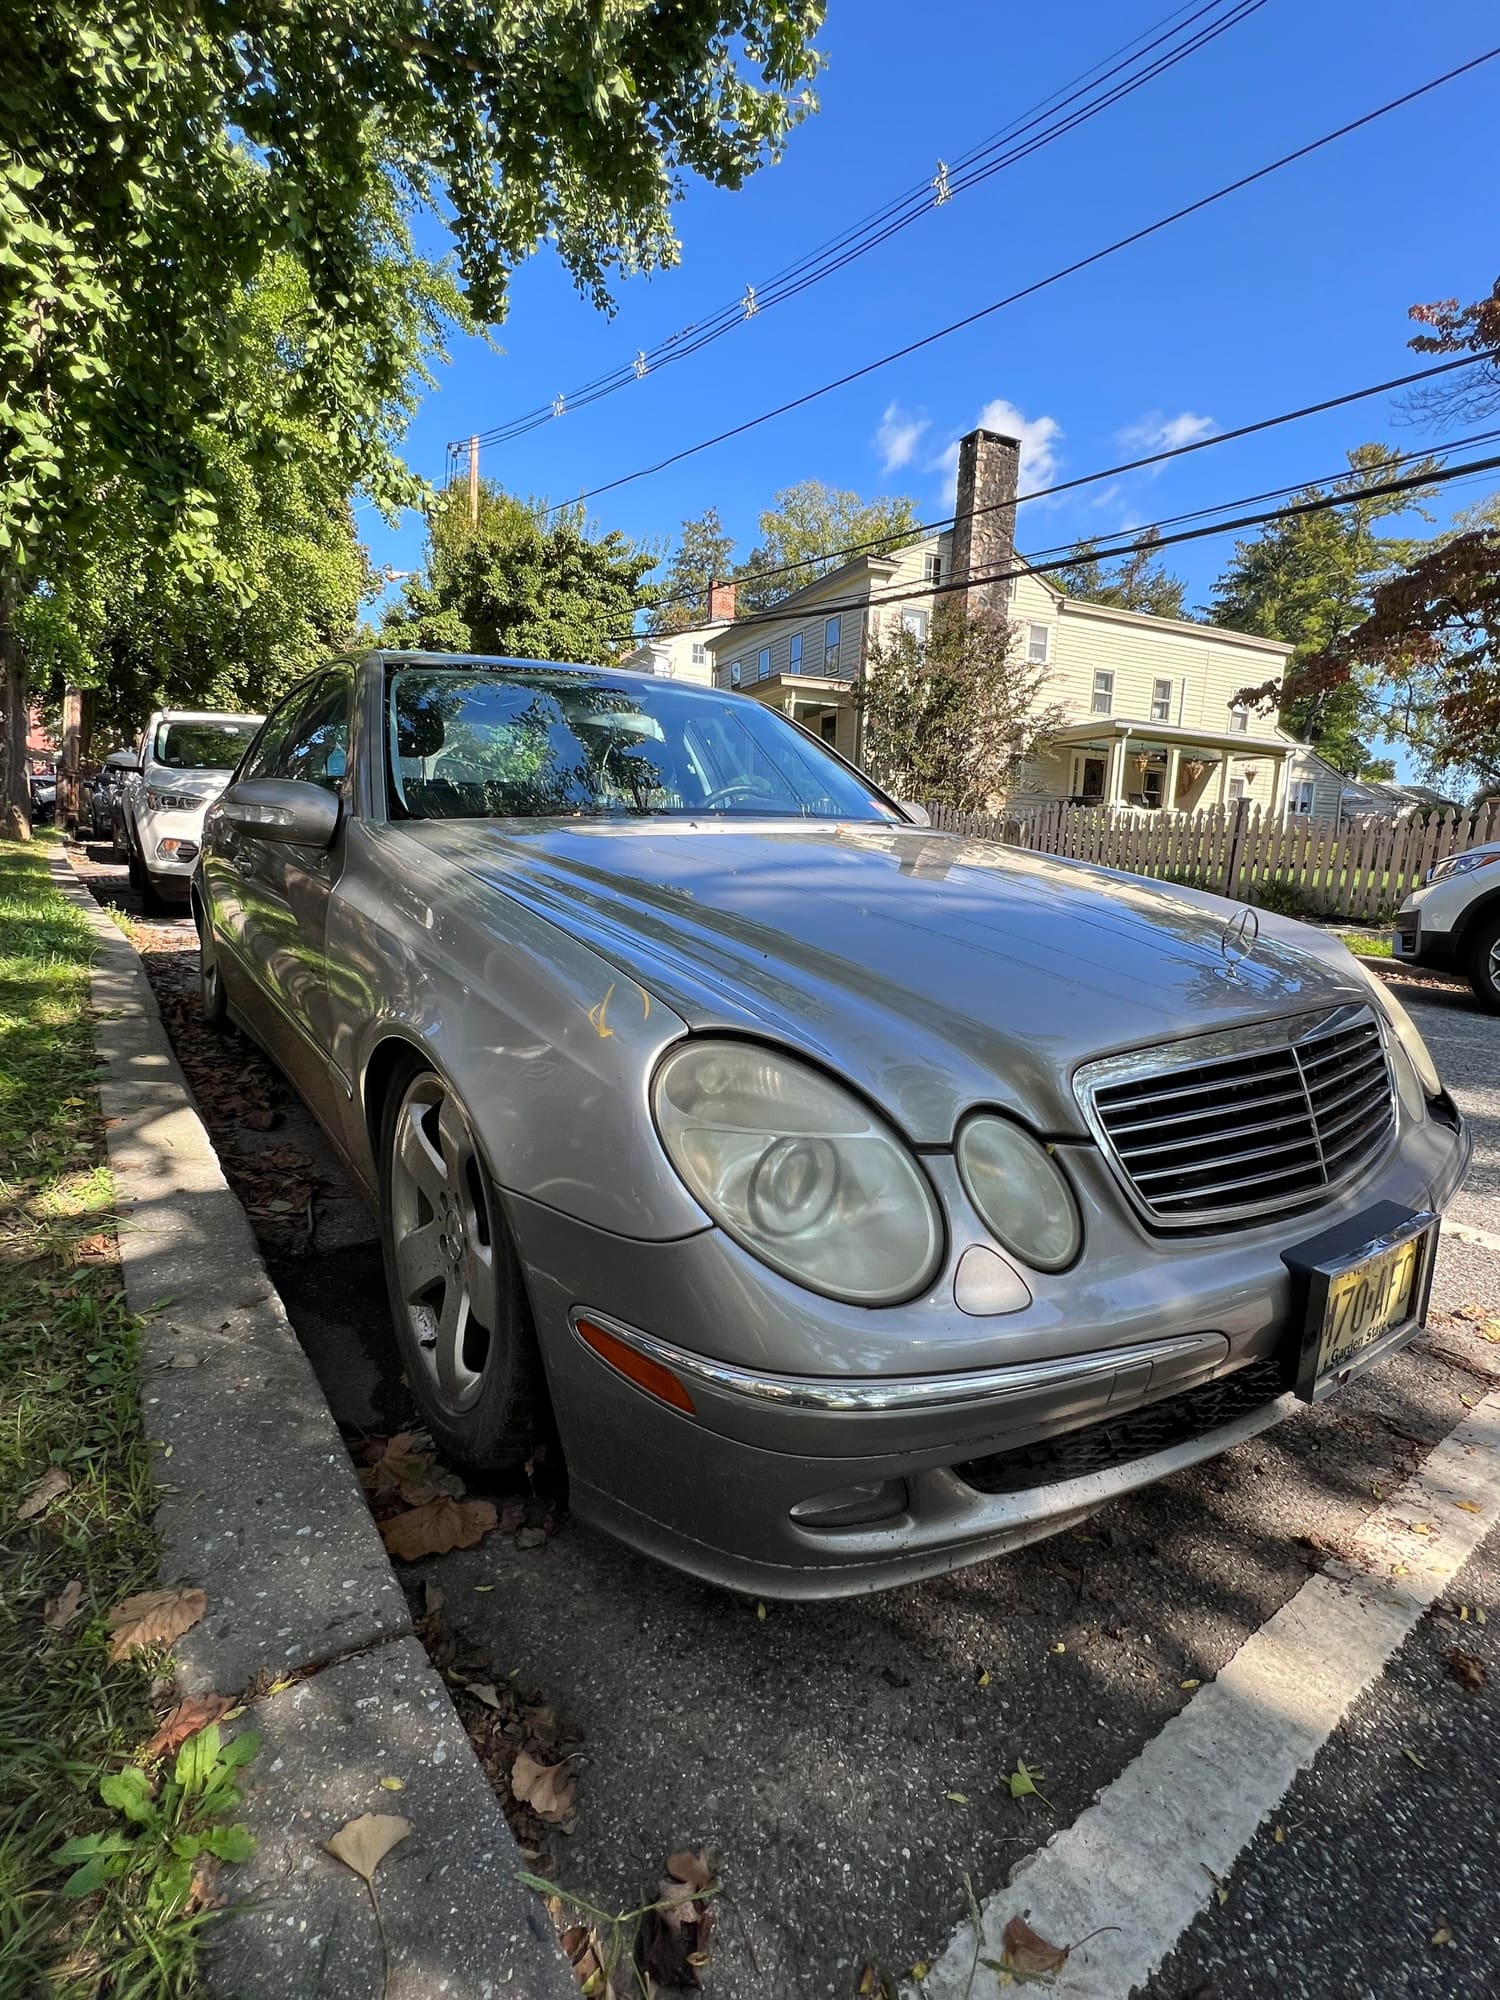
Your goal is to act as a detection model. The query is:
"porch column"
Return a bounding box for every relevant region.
[1105,732,1129,806]
[1164,743,1182,812]
[1267,749,1286,818]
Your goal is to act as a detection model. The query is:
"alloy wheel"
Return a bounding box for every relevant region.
[387,1072,500,1415]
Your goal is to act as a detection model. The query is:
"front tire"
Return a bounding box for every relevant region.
[1465,908,1500,1015]
[194,897,229,1028]
[378,1059,542,1470]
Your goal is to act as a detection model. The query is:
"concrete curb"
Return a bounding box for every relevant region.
[53,850,575,2000]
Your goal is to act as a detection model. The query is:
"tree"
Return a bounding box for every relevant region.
[21,258,375,742]
[1207,443,1440,773]
[1403,275,1500,429]
[1053,528,1189,619]
[735,481,917,611]
[380,483,656,664]
[858,610,1064,813]
[1318,495,1500,791]
[0,1,826,829]
[648,507,737,634]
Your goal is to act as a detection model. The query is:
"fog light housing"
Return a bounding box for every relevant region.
[155,838,199,862]
[789,1479,907,1528]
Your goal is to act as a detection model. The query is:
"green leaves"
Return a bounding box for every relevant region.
[49,1723,259,1916]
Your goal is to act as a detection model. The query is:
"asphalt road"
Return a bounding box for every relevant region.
[74,844,1500,2000]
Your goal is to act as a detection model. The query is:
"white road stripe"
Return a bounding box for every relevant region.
[914,1388,1500,1999]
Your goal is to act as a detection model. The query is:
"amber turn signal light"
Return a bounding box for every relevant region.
[574,1316,696,1415]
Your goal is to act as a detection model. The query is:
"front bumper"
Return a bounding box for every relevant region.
[509,1102,1470,1597]
[134,807,208,890]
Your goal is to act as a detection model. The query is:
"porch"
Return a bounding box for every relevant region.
[1043,719,1293,815]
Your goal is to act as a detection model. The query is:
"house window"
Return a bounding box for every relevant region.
[691,642,706,668]
[1289,779,1316,816]
[922,552,943,586]
[901,607,929,642]
[758,647,771,682]
[1228,777,1246,801]
[1091,670,1114,715]
[1151,677,1173,723]
[824,616,841,672]
[820,713,838,744]
[1027,624,1050,665]
[729,660,742,688]
[789,632,803,674]
[1229,707,1250,733]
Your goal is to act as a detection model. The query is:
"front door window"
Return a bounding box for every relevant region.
[1079,757,1105,802]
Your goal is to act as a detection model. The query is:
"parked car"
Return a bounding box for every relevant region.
[120,709,263,908]
[1394,845,1500,1012]
[28,768,57,827]
[196,654,1470,1598]
[81,748,139,843]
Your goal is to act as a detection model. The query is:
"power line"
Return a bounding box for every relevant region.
[636,352,1494,618]
[533,44,1500,516]
[619,445,1500,647]
[450,0,1268,455]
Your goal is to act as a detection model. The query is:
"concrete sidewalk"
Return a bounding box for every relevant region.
[54,851,574,2000]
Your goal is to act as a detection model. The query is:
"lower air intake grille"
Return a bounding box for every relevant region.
[954,1359,1287,1495]
[1077,1005,1396,1228]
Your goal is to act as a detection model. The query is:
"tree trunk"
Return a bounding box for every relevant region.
[60,684,86,833]
[0,565,33,841]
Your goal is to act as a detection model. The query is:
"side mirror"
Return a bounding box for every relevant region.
[214,778,339,849]
[104,749,140,773]
[897,801,932,828]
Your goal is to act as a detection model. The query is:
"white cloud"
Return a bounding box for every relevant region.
[932,398,1064,504]
[1116,409,1216,469]
[873,401,929,474]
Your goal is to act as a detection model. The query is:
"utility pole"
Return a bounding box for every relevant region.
[467,435,479,526]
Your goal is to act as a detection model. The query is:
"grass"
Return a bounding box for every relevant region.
[1338,931,1394,959]
[0,837,210,1998]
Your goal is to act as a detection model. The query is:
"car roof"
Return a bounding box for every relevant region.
[147,710,266,724]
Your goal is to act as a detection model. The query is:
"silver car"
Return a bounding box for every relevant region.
[195,654,1470,1597]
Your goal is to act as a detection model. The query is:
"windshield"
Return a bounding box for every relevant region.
[152,720,261,770]
[387,669,899,824]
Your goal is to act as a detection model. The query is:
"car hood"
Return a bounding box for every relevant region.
[141,768,232,801]
[412,818,1373,1140]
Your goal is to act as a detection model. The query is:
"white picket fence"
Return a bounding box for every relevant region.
[922,796,1500,922]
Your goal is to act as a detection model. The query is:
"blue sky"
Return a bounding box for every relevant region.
[363,0,1499,702]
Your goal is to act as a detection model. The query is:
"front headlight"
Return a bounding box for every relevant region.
[652,1040,943,1305]
[145,789,198,814]
[1427,850,1500,886]
[956,1116,1081,1271]
[1360,970,1442,1101]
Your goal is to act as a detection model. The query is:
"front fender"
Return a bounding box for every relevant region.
[332,823,708,1242]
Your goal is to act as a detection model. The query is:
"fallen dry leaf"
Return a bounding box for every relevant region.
[467,1681,505,1711]
[510,1750,576,1824]
[1446,1646,1487,1692]
[43,1579,85,1633]
[105,1586,207,1662]
[1000,1914,1070,1977]
[325,1812,412,1885]
[379,1497,497,1561]
[665,1849,717,1896]
[16,1466,70,1522]
[1455,1499,1483,1515]
[140,1694,232,1763]
[561,1920,620,2000]
[1432,1921,1454,1947]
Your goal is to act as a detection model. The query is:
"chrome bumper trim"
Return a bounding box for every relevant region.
[569,1308,1223,1414]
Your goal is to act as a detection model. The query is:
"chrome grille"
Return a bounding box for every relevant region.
[1077,1006,1396,1228]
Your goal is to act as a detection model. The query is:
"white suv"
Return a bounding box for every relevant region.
[121,710,264,909]
[1393,841,1500,1012]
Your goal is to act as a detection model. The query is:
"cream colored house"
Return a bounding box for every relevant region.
[619,623,723,686]
[705,427,1302,815]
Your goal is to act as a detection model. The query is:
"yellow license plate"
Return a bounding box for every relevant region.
[1315,1236,1422,1382]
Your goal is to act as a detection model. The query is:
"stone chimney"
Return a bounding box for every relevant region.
[948,428,1021,618]
[707,577,737,623]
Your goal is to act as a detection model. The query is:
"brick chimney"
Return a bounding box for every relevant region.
[707,577,736,623]
[948,428,1021,617]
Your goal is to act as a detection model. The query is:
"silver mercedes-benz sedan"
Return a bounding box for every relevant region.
[195,653,1470,1597]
